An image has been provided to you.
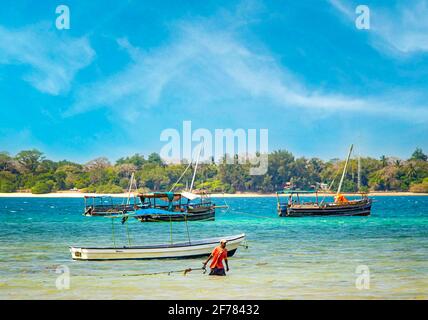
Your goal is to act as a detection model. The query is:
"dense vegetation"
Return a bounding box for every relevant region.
[0,148,427,194]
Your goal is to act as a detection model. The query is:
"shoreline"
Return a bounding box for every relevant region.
[0,191,427,198]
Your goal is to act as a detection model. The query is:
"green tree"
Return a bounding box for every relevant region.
[410,148,427,161]
[31,181,54,194]
[15,149,44,172]
[0,171,17,192]
[140,165,169,190]
[116,154,146,168]
[147,153,163,166]
[0,152,15,172]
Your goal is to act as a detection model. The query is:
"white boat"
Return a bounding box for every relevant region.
[70,233,246,261]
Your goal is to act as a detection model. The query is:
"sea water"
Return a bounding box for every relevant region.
[0,196,427,299]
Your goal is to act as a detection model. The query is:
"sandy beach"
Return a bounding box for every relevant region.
[0,191,427,198]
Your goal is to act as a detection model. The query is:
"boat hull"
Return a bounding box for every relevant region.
[70,233,245,261]
[135,208,215,222]
[84,204,136,216]
[278,199,372,217]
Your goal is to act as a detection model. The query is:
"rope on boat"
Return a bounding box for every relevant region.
[222,192,230,212]
[240,239,249,249]
[111,218,116,248]
[124,215,131,246]
[169,161,192,192]
[122,266,207,277]
[169,214,173,244]
[184,213,191,244]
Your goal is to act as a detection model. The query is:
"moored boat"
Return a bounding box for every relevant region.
[83,195,138,216]
[134,191,215,222]
[277,190,372,217]
[70,233,246,260]
[276,144,372,217]
[83,173,140,217]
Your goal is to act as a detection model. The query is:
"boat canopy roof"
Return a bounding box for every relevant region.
[138,191,202,201]
[180,191,201,200]
[276,189,318,195]
[83,195,115,199]
[138,192,182,199]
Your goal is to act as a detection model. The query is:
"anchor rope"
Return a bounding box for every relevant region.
[122,266,206,277]
[124,215,131,246]
[184,213,191,244]
[169,214,173,244]
[111,218,116,248]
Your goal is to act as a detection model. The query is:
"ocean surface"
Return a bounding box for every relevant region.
[0,196,427,299]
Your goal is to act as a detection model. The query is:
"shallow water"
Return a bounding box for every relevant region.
[0,196,427,299]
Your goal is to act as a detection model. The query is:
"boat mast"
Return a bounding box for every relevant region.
[357,153,361,191]
[337,144,353,195]
[126,172,135,205]
[190,144,202,192]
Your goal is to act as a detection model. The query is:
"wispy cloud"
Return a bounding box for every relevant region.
[66,10,428,124]
[374,0,428,55]
[329,0,428,56]
[0,23,95,95]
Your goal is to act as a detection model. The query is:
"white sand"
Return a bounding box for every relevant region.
[0,191,427,198]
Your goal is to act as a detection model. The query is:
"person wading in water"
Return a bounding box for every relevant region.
[202,239,229,276]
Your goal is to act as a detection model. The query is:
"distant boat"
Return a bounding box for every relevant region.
[276,144,372,217]
[83,191,215,222]
[70,233,246,261]
[83,195,137,216]
[133,191,215,222]
[83,172,140,217]
[134,144,217,222]
[276,190,371,217]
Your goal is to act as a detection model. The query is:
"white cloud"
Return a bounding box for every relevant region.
[66,17,428,124]
[0,23,95,95]
[329,0,428,56]
[374,1,428,54]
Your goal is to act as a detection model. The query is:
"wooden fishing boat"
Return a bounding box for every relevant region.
[83,173,140,217]
[135,209,215,222]
[134,191,215,222]
[276,144,372,217]
[277,190,372,217]
[83,196,138,216]
[70,233,246,261]
[132,144,217,222]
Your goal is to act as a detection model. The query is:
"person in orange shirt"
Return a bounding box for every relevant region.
[202,239,229,276]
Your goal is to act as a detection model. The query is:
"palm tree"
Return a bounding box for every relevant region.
[380,155,387,168]
[394,159,402,168]
[406,163,417,180]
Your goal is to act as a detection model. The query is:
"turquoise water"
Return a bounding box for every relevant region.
[0,196,427,299]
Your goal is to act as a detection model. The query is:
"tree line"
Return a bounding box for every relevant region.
[0,148,427,194]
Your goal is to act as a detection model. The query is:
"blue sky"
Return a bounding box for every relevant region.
[0,0,427,162]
